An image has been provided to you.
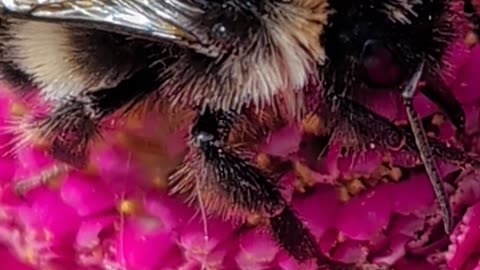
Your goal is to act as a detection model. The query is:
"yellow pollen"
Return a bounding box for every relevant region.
[43,228,53,241]
[82,162,99,176]
[124,115,144,130]
[337,232,346,243]
[31,135,50,149]
[293,161,316,192]
[337,186,350,203]
[389,167,402,182]
[9,102,28,116]
[346,179,366,196]
[246,213,263,226]
[431,113,446,126]
[25,249,36,264]
[92,245,104,259]
[152,176,168,190]
[118,199,143,216]
[256,153,271,171]
[371,164,390,180]
[301,113,325,136]
[466,31,478,48]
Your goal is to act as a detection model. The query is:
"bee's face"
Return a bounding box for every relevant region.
[321,0,455,91]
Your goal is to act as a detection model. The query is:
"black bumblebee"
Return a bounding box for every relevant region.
[0,0,479,268]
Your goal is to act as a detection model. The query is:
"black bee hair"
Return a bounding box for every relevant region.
[464,0,480,35]
[0,0,479,268]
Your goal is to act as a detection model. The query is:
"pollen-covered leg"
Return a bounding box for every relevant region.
[329,88,480,235]
[169,108,346,267]
[29,67,162,168]
[331,95,480,168]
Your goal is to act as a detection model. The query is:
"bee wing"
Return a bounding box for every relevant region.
[0,0,215,53]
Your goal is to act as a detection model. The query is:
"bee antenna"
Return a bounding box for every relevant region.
[402,61,453,234]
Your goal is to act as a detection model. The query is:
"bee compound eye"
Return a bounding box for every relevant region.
[360,39,403,88]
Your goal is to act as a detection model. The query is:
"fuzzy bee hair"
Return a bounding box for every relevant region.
[0,0,329,113]
[0,0,479,268]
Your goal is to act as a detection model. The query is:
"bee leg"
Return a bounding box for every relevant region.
[332,95,480,168]
[420,76,465,132]
[173,108,348,268]
[333,95,458,234]
[401,62,453,234]
[37,68,161,168]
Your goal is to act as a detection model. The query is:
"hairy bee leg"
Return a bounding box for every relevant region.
[420,77,465,131]
[333,95,480,168]
[270,206,332,266]
[40,68,161,168]
[185,109,342,267]
[402,62,453,234]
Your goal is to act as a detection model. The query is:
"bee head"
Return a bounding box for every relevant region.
[321,0,455,91]
[164,0,330,113]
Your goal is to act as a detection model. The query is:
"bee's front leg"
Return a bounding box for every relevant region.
[169,107,352,268]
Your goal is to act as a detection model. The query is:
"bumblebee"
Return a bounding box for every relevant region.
[0,0,478,268]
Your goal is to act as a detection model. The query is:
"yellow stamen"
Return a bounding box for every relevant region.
[256,153,271,171]
[118,199,143,216]
[293,161,316,192]
[337,186,350,203]
[389,167,402,182]
[431,113,446,127]
[301,113,325,136]
[10,102,28,116]
[466,31,478,48]
[152,176,169,190]
[346,179,366,196]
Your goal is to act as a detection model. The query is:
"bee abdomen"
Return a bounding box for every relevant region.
[0,18,153,99]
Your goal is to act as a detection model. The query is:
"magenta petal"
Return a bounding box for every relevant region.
[388,215,425,238]
[337,150,383,176]
[179,217,234,266]
[275,250,318,270]
[0,159,16,183]
[75,216,116,249]
[337,185,392,240]
[234,231,279,269]
[332,240,368,264]
[0,246,36,270]
[94,146,147,194]
[262,124,301,157]
[391,174,435,215]
[61,173,115,216]
[447,202,480,270]
[452,45,480,103]
[15,147,56,181]
[293,186,340,237]
[21,189,81,244]
[373,234,409,265]
[117,218,179,270]
[144,192,196,231]
[395,258,438,270]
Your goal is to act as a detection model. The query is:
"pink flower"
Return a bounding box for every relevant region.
[1,21,480,270]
